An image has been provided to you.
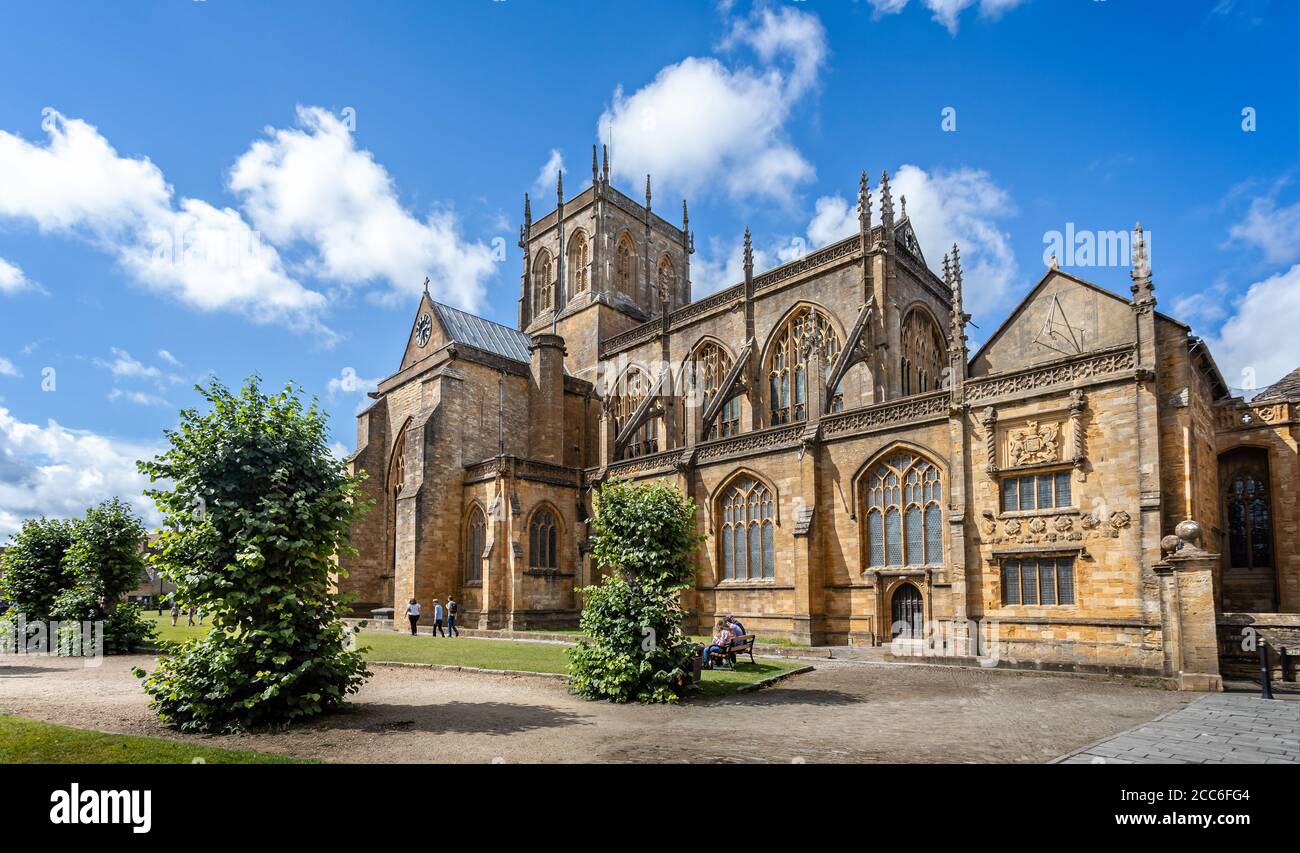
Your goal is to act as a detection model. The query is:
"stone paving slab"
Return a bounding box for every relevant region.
[1055,693,1299,764]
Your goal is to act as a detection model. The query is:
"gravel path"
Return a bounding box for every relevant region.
[0,654,1196,763]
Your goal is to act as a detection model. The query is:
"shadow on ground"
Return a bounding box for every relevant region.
[307,701,593,736]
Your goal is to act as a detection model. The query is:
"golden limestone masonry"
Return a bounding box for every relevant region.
[339,153,1300,689]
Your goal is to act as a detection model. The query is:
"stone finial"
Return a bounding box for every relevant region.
[523,192,532,228]
[1049,252,1059,269]
[942,252,951,286]
[1130,220,1154,304]
[743,226,753,272]
[900,194,907,218]
[645,174,652,211]
[950,242,963,288]
[857,170,872,233]
[602,144,609,181]
[592,144,599,183]
[879,169,895,230]
[556,169,564,206]
[682,198,689,232]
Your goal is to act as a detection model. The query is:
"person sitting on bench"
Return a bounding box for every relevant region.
[700,618,735,670]
[725,612,746,638]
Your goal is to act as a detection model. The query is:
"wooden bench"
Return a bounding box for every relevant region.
[707,634,757,669]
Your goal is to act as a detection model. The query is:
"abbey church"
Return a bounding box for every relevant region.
[340,148,1299,688]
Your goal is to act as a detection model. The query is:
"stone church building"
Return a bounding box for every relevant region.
[341,150,1299,688]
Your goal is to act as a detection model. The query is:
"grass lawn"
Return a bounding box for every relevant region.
[0,714,312,764]
[141,614,803,697]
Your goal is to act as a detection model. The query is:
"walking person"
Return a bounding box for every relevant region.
[446,596,460,637]
[405,598,421,636]
[187,605,197,627]
[170,599,180,627]
[432,598,446,638]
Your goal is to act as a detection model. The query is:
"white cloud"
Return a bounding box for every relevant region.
[803,165,1018,315]
[0,110,329,335]
[327,366,380,397]
[107,388,170,408]
[0,406,162,540]
[597,6,825,202]
[229,106,498,311]
[1206,264,1300,393]
[532,149,565,199]
[0,357,19,378]
[868,0,1030,33]
[0,257,38,295]
[1227,192,1299,265]
[93,347,164,385]
[157,349,182,367]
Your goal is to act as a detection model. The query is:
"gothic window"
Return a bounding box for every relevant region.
[656,255,676,312]
[1221,448,1274,570]
[611,368,660,459]
[694,341,741,440]
[465,505,486,582]
[532,250,553,316]
[719,477,775,580]
[864,452,943,567]
[568,232,589,294]
[615,233,637,297]
[390,432,407,500]
[528,506,559,570]
[767,306,843,425]
[901,308,946,396]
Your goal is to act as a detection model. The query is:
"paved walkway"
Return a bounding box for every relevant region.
[1055,693,1299,764]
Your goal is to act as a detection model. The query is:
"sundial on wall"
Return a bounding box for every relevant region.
[1032,295,1086,356]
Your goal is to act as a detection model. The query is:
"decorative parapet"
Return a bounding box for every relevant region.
[695,423,804,465]
[1215,399,1292,432]
[463,455,582,488]
[753,237,858,292]
[821,391,948,439]
[965,346,1137,404]
[603,448,685,480]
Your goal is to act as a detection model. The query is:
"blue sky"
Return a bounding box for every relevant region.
[0,0,1296,536]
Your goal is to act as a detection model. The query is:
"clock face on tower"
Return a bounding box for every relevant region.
[415,313,432,347]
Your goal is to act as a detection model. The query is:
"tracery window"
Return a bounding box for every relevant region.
[864,452,943,567]
[901,308,946,396]
[695,341,741,440]
[568,232,589,294]
[465,505,485,582]
[719,477,775,580]
[612,368,659,459]
[767,307,843,425]
[532,250,553,316]
[528,506,559,569]
[615,233,637,297]
[1222,448,1274,570]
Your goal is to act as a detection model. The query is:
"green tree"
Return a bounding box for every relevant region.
[50,498,157,654]
[134,377,371,732]
[0,517,75,621]
[567,479,703,704]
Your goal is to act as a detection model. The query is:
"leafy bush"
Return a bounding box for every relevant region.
[134,377,371,733]
[0,517,76,620]
[567,479,703,704]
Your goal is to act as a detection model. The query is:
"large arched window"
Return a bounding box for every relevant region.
[656,255,676,312]
[767,306,843,425]
[694,341,741,440]
[532,250,553,316]
[465,505,486,582]
[611,368,659,459]
[568,232,589,294]
[864,452,942,567]
[1221,448,1274,571]
[901,307,946,396]
[719,477,775,580]
[528,506,559,569]
[615,233,637,297]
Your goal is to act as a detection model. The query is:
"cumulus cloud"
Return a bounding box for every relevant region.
[107,388,171,408]
[868,0,1030,33]
[531,149,565,199]
[0,110,328,335]
[157,349,182,367]
[0,357,19,378]
[93,347,165,385]
[0,406,162,540]
[1227,191,1299,265]
[1205,264,1300,393]
[0,257,38,295]
[229,106,498,310]
[597,5,825,202]
[802,165,1018,315]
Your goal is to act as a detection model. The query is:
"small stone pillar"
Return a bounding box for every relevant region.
[528,333,566,464]
[1156,520,1223,692]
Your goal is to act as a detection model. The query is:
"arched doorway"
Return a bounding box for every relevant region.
[890,582,923,639]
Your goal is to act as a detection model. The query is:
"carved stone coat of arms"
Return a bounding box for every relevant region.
[1008,420,1061,466]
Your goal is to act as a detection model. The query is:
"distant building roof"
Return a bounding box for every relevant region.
[431,301,532,363]
[1253,366,1300,403]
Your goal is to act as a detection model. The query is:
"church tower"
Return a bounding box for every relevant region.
[517,145,693,380]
